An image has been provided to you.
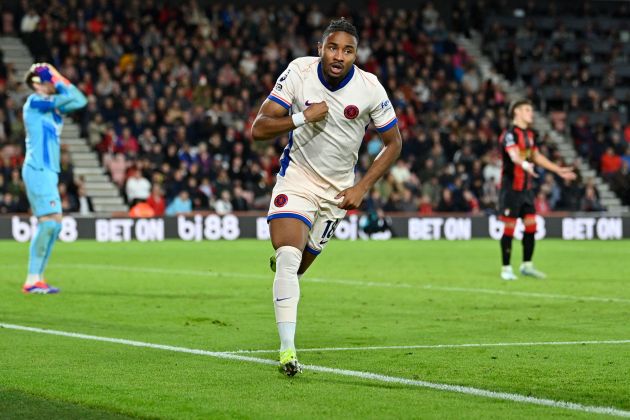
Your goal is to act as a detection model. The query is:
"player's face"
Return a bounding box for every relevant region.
[33,82,56,96]
[318,31,357,81]
[515,104,534,125]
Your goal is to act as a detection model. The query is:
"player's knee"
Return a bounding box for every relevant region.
[524,216,536,234]
[40,213,62,223]
[502,218,517,237]
[276,246,303,274]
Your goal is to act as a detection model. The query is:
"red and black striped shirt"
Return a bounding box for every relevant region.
[499,125,540,192]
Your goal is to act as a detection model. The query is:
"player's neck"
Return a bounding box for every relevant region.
[322,73,343,89]
[513,120,529,130]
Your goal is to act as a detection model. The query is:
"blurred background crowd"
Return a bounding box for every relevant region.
[1,0,626,216]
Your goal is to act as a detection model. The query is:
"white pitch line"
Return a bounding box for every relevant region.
[228,339,630,354]
[53,263,630,304]
[1,322,629,418]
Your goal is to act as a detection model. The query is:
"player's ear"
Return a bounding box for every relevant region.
[317,41,323,57]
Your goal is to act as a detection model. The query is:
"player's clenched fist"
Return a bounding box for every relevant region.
[304,101,328,123]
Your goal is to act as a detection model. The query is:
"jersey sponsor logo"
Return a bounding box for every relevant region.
[380,100,391,109]
[274,194,288,207]
[279,69,291,82]
[344,105,359,119]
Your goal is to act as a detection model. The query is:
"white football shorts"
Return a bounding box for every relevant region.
[267,163,347,255]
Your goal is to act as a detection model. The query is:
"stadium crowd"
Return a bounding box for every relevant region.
[0,1,607,216]
[480,1,630,206]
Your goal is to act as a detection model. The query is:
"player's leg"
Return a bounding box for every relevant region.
[22,167,62,294]
[267,175,318,376]
[269,217,309,376]
[498,189,518,280]
[519,213,546,279]
[270,241,319,274]
[499,217,517,280]
[38,213,63,277]
[298,249,318,275]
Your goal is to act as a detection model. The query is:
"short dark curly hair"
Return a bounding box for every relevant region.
[322,18,359,44]
[508,99,533,119]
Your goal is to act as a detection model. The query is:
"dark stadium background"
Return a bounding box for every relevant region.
[0,0,628,228]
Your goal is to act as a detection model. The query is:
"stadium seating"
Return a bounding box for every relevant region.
[481,3,630,206]
[0,2,607,215]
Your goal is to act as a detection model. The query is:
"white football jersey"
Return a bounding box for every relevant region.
[267,56,397,192]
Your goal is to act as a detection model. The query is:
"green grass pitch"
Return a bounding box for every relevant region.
[1,239,629,419]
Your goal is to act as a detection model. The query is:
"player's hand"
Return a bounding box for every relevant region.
[304,101,328,123]
[335,184,368,210]
[522,162,538,178]
[43,63,70,85]
[34,65,53,83]
[557,167,577,181]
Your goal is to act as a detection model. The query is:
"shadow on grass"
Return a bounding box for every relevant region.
[0,389,147,419]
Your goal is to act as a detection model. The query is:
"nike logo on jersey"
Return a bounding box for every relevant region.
[275,297,292,302]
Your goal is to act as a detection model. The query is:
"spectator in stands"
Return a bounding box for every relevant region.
[129,202,155,218]
[1,1,610,215]
[600,147,622,178]
[397,188,418,212]
[0,192,18,213]
[581,185,605,212]
[76,185,94,215]
[535,191,551,215]
[146,185,166,217]
[214,190,233,215]
[108,153,128,188]
[125,168,151,205]
[231,185,250,212]
[166,190,192,216]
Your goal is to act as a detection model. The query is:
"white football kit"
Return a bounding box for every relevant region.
[267,56,397,254]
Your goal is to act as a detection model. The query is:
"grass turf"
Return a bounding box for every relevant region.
[1,239,629,419]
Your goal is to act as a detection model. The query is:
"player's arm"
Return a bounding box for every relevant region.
[251,99,327,141]
[532,150,577,181]
[56,83,87,113]
[503,132,538,178]
[29,65,86,113]
[336,125,402,210]
[47,64,87,113]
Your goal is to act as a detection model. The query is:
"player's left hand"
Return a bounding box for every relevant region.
[34,65,53,83]
[335,185,368,210]
[43,63,71,85]
[558,167,577,181]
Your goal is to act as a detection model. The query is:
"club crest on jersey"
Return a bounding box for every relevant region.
[274,194,288,207]
[344,105,359,120]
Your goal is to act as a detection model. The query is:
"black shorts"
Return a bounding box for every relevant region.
[498,189,535,219]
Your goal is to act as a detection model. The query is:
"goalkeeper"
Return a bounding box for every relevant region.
[21,63,87,294]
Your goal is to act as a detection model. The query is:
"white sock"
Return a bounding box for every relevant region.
[273,246,303,350]
[522,261,533,269]
[502,265,512,272]
[278,322,296,351]
[25,273,40,286]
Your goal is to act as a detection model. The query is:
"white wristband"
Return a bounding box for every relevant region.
[291,112,307,128]
[521,161,532,171]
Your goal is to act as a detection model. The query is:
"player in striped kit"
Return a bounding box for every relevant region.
[498,99,576,281]
[251,19,402,375]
